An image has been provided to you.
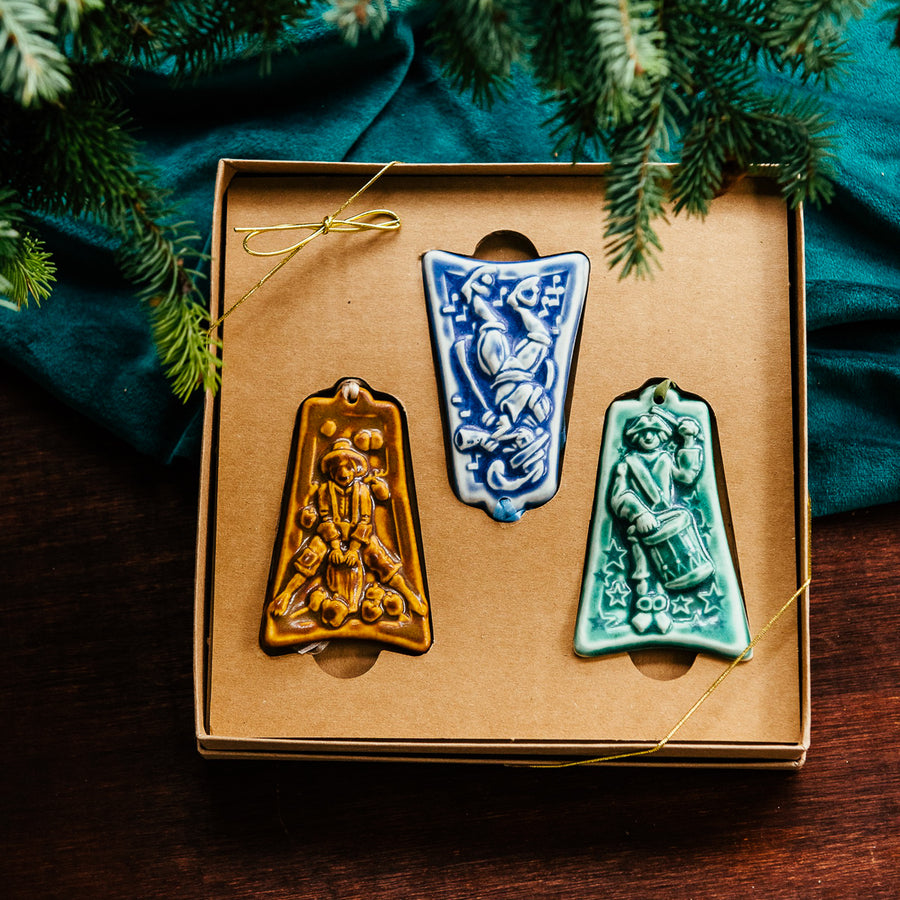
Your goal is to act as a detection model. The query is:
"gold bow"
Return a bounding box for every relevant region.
[208,161,401,336]
[528,576,812,768]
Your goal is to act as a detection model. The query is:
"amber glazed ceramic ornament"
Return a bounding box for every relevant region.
[262,379,431,655]
[574,380,752,660]
[422,249,589,522]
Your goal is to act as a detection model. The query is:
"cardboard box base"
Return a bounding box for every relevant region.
[194,162,810,768]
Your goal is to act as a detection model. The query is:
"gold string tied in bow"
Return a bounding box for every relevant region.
[208,161,401,336]
[527,575,811,768]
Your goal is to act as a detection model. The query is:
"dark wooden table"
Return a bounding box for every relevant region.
[2,364,898,899]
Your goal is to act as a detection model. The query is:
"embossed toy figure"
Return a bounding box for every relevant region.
[575,380,752,660]
[611,407,711,634]
[456,265,554,491]
[262,380,431,656]
[272,437,427,628]
[423,248,589,522]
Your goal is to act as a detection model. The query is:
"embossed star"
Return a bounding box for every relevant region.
[684,492,710,533]
[671,595,694,616]
[605,542,628,572]
[698,581,724,614]
[605,580,630,608]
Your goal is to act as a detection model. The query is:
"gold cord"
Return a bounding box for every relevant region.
[207,161,401,337]
[528,576,812,768]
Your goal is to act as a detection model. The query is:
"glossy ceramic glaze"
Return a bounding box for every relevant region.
[262,379,431,655]
[422,249,589,522]
[574,381,752,660]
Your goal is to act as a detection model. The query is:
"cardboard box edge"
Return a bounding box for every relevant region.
[193,161,809,765]
[794,202,812,758]
[193,159,237,748]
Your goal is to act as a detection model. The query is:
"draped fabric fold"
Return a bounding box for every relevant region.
[1,9,897,515]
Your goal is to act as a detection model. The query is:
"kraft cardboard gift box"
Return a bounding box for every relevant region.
[194,161,810,767]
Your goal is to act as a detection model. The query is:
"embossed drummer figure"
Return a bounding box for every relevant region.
[271,436,427,630]
[611,407,714,634]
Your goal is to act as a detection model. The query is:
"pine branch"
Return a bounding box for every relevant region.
[326,0,392,45]
[766,0,870,58]
[428,0,525,107]
[590,0,668,93]
[7,73,143,220]
[0,187,23,259]
[530,1,667,158]
[0,232,56,307]
[529,2,614,159]
[119,202,220,399]
[4,65,219,398]
[743,91,837,206]
[0,0,72,106]
[155,0,319,79]
[0,187,23,299]
[0,187,56,306]
[669,62,759,217]
[882,1,900,49]
[49,0,104,34]
[603,83,672,279]
[521,0,579,89]
[67,2,163,65]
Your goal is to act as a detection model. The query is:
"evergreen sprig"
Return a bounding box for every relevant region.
[3,55,219,396]
[0,0,72,106]
[603,82,673,278]
[765,0,871,59]
[120,206,221,400]
[0,0,895,402]
[428,0,526,106]
[0,188,55,306]
[0,233,56,307]
[156,0,318,79]
[326,0,392,45]
[0,189,23,262]
[883,1,900,48]
[426,0,880,278]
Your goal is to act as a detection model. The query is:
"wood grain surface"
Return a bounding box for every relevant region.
[2,363,898,899]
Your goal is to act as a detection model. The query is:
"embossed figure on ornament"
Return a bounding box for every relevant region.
[574,381,752,661]
[271,437,426,629]
[456,265,554,493]
[422,248,589,522]
[262,380,431,656]
[611,407,712,635]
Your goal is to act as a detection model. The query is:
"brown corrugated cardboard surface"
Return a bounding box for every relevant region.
[194,161,809,765]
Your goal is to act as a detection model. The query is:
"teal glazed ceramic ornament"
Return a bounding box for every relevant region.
[574,380,752,660]
[422,248,589,522]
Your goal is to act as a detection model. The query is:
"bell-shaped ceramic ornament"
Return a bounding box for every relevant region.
[574,380,752,660]
[422,248,589,522]
[261,379,431,656]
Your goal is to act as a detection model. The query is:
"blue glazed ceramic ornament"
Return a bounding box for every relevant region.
[574,380,752,660]
[422,249,589,522]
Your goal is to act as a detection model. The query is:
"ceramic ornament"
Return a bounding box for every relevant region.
[574,380,752,660]
[422,249,589,522]
[261,379,431,656]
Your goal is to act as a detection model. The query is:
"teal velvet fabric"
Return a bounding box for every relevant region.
[1,6,897,515]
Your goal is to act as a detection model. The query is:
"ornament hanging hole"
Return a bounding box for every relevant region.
[652,379,672,404]
[473,230,539,262]
[629,648,697,681]
[313,641,382,678]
